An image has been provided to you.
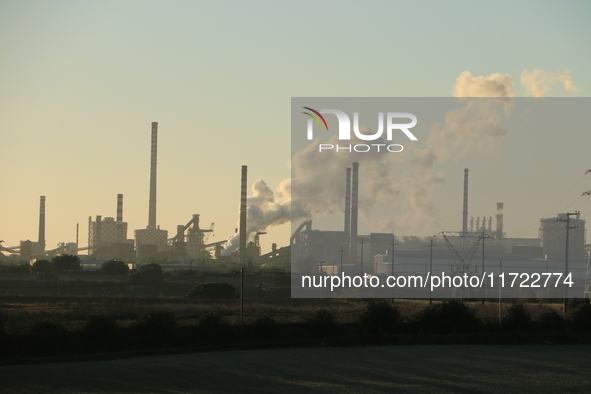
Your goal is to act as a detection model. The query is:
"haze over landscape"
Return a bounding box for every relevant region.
[1,0,590,255]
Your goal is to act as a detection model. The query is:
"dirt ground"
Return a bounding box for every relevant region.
[1,345,590,393]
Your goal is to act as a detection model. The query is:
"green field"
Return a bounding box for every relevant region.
[1,345,590,393]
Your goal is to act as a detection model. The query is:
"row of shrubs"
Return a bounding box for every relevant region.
[1,300,591,360]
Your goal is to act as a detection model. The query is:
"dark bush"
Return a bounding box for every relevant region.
[251,315,278,340]
[85,314,119,336]
[569,303,591,332]
[359,301,400,335]
[187,282,237,299]
[136,310,176,338]
[31,259,53,274]
[101,260,129,275]
[415,299,480,335]
[83,314,120,352]
[29,320,69,356]
[0,262,32,273]
[503,303,532,332]
[197,313,231,341]
[129,264,163,283]
[308,309,337,337]
[536,310,566,332]
[0,312,5,352]
[51,254,81,273]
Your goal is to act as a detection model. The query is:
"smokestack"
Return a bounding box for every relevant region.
[496,202,504,239]
[344,167,351,238]
[239,165,247,264]
[350,162,359,262]
[116,193,123,242]
[38,196,46,254]
[117,194,123,222]
[148,122,158,228]
[462,168,469,235]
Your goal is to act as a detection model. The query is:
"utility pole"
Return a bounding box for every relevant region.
[426,237,437,304]
[240,267,244,331]
[339,246,345,275]
[480,229,486,305]
[557,211,579,315]
[499,260,503,330]
[389,236,398,275]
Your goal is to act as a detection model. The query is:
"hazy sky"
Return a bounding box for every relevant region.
[1,0,590,253]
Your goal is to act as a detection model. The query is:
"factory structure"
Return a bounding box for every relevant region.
[0,121,274,268]
[290,164,589,294]
[1,122,589,288]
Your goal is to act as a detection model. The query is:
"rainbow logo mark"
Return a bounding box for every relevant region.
[302,107,329,131]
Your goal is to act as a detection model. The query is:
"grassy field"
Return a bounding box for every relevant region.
[1,345,590,393]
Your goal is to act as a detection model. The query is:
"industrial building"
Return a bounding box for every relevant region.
[2,119,588,285]
[290,164,589,283]
[539,215,586,258]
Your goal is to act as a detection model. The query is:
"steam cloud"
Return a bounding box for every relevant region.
[223,68,581,253]
[222,179,293,256]
[521,69,581,97]
[453,71,514,98]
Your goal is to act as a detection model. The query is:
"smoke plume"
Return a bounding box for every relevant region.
[222,178,294,256]
[453,71,514,98]
[521,69,581,97]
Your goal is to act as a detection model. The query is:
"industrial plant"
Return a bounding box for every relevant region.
[0,122,266,269]
[290,163,591,298]
[1,122,590,299]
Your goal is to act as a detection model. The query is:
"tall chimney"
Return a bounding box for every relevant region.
[38,196,46,254]
[116,193,123,243]
[239,165,247,264]
[117,194,123,222]
[350,162,359,263]
[462,168,469,235]
[344,167,352,238]
[496,202,504,239]
[148,122,158,228]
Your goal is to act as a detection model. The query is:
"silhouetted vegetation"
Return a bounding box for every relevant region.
[503,302,532,332]
[129,263,163,283]
[51,254,82,273]
[307,309,337,337]
[101,260,129,275]
[31,259,53,273]
[186,282,237,299]
[569,302,591,332]
[359,301,400,335]
[2,297,591,362]
[414,299,480,334]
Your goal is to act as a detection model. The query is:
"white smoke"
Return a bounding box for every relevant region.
[223,69,579,251]
[521,69,581,97]
[453,71,514,98]
[222,178,295,256]
[287,72,516,237]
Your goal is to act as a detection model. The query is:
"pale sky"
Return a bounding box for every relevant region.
[1,0,590,254]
